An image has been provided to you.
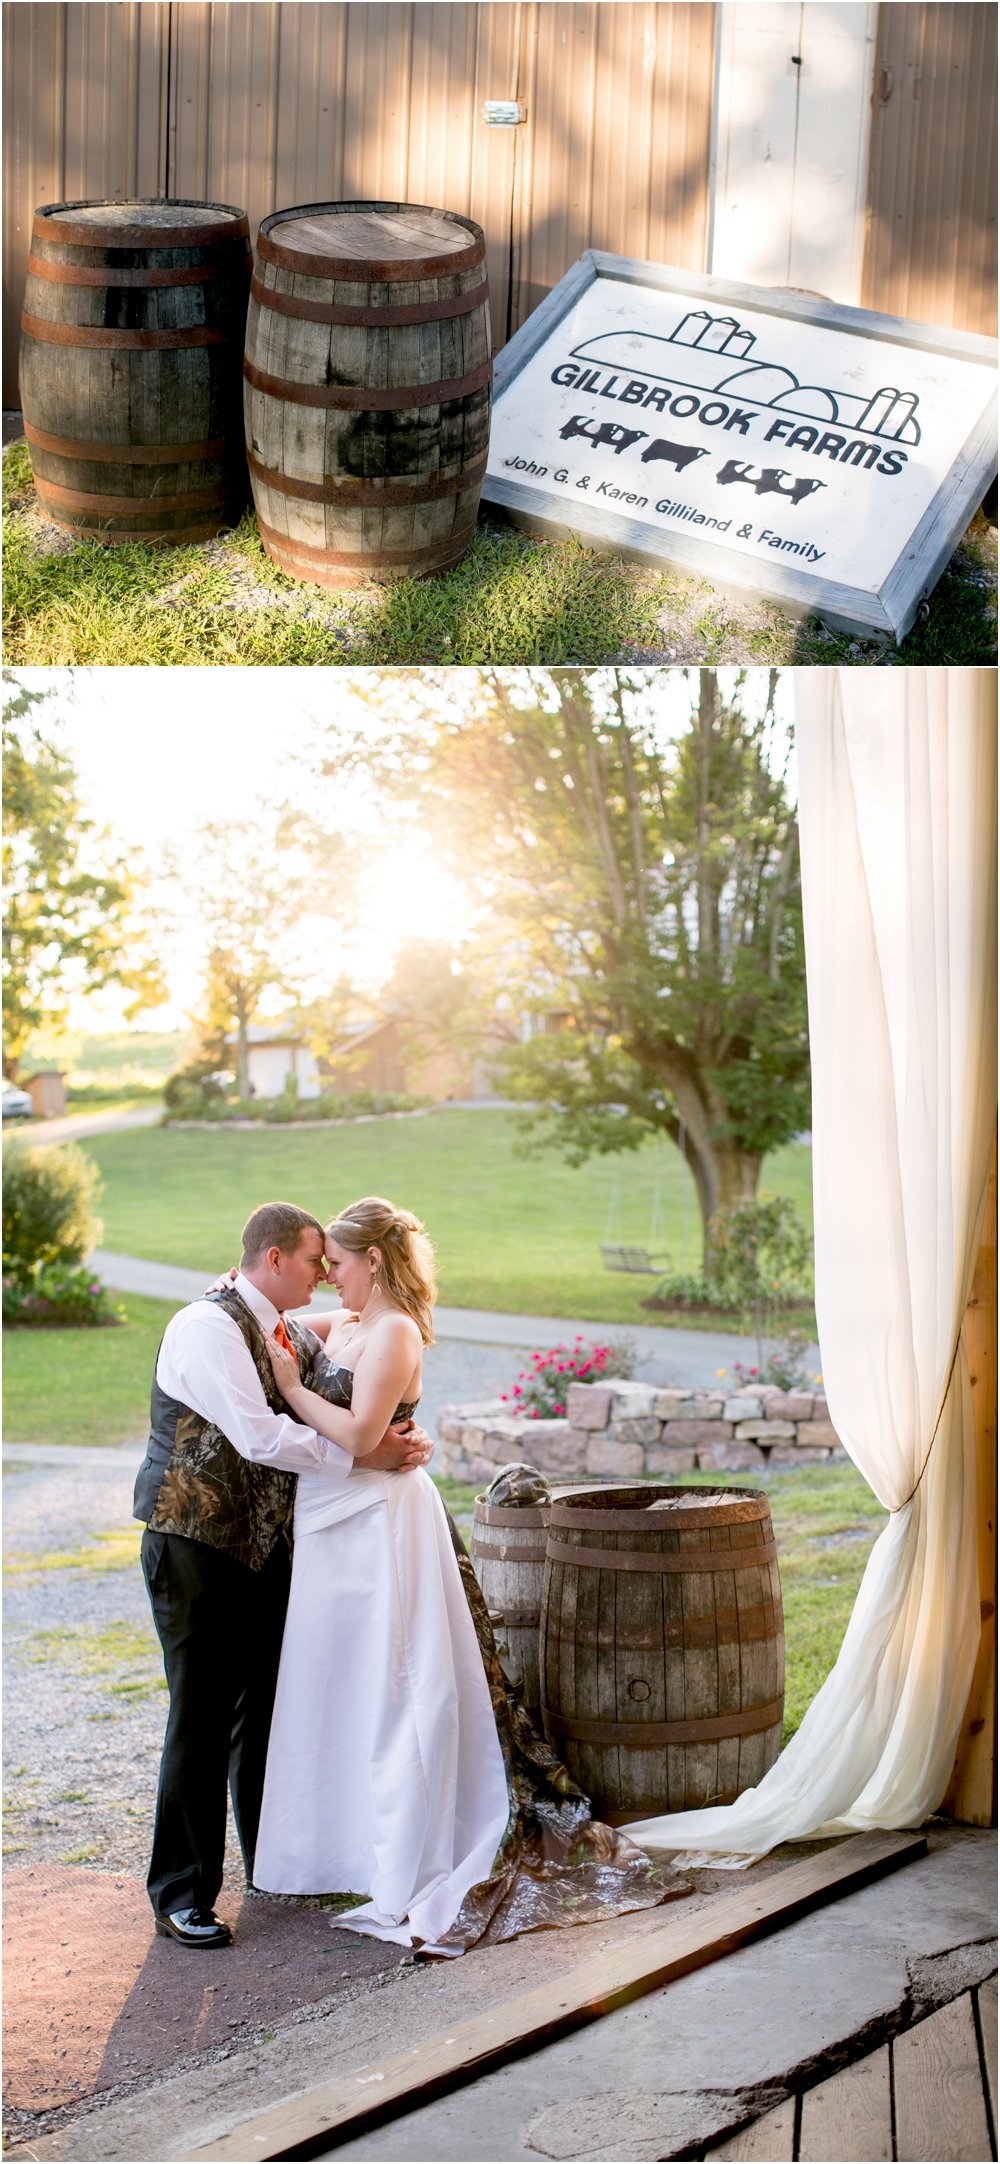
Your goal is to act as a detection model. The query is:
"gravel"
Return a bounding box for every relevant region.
[2,1453,248,1884]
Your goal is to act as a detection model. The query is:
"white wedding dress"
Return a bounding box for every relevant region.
[253,1451,511,1949]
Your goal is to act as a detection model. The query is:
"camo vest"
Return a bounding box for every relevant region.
[133,1286,319,1572]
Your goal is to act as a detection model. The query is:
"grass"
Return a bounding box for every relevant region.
[441,1462,888,1746]
[2,1291,181,1445]
[78,1110,815,1327]
[5,442,994,666]
[17,1620,165,1700]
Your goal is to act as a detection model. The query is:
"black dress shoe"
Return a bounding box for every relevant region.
[154,1906,232,1948]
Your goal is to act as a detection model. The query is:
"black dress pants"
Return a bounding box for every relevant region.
[142,1529,291,1917]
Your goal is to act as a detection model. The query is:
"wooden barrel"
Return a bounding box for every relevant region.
[540,1484,784,1818]
[243,201,492,588]
[471,1496,550,1711]
[19,198,252,544]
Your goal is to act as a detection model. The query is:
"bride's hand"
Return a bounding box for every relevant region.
[205,1267,239,1295]
[264,1332,302,1399]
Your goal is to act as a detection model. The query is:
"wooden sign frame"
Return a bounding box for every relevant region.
[483,255,997,646]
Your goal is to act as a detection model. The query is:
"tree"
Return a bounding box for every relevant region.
[344,667,810,1262]
[183,812,355,1102]
[2,675,165,1079]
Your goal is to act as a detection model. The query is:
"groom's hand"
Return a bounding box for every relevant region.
[366,1420,434,1473]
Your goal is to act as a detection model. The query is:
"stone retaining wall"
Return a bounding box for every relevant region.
[438,1379,846,1487]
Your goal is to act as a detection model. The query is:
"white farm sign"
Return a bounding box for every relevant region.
[484,256,997,643]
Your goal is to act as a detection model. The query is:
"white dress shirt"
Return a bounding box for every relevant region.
[154,1272,352,1483]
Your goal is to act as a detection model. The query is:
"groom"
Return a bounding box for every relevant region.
[133,1200,433,1949]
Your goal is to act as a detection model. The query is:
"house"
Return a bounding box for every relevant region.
[322,1016,498,1103]
[23,1071,66,1118]
[224,1027,322,1101]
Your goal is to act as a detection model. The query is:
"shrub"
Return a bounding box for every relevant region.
[3,1264,121,1329]
[707,1196,812,1321]
[163,1064,231,1113]
[163,1085,434,1124]
[66,1081,163,1106]
[730,1331,817,1392]
[501,1334,636,1419]
[2,1141,103,1287]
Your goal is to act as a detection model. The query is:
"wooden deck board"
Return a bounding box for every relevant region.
[798,2042,892,2161]
[894,1993,992,2162]
[978,1974,998,2142]
[705,2097,796,2159]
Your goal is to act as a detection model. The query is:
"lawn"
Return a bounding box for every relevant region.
[5,442,995,667]
[79,1109,815,1326]
[3,1293,181,1446]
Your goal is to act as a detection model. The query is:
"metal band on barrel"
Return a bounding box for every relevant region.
[474,1505,551,1528]
[256,222,485,284]
[35,517,233,545]
[248,449,487,509]
[34,477,231,516]
[243,356,492,410]
[541,1699,784,1749]
[24,422,228,464]
[470,1537,549,1564]
[32,207,250,249]
[250,273,490,328]
[256,513,478,570]
[549,1494,771,1532]
[21,314,228,350]
[545,1538,778,1573]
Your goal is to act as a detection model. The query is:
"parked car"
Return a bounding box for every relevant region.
[2,1079,33,1120]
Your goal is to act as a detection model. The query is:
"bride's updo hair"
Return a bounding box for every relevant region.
[326,1197,436,1346]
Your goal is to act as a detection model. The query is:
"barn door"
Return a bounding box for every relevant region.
[862,3,998,334]
[710,1,878,304]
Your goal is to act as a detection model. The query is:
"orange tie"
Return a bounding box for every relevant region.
[273,1318,293,1354]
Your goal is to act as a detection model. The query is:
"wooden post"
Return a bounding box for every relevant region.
[943,1134,998,1827]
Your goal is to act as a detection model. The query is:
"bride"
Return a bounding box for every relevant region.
[251,1195,681,1954]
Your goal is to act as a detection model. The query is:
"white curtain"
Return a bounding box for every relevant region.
[632,668,997,1864]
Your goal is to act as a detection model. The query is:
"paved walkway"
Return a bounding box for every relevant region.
[19,1107,162,1148]
[88,1250,820,1389]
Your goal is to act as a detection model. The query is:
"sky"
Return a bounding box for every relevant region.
[12,666,796,1034]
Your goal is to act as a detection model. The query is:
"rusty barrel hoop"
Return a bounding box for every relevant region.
[539,1483,785,1819]
[471,1495,551,1712]
[19,199,252,545]
[243,200,492,589]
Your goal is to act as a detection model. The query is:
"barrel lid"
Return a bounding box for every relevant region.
[549,1482,771,1530]
[34,200,250,248]
[258,202,486,281]
[473,1498,550,1526]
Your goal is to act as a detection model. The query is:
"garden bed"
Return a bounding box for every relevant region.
[4,438,995,667]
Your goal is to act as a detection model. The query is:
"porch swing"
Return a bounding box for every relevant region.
[599,1125,696,1275]
[599,1138,672,1275]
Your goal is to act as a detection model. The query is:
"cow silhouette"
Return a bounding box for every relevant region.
[715,459,826,506]
[558,416,648,455]
[639,439,710,472]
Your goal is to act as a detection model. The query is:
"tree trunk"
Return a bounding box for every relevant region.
[234,989,251,1103]
[633,1039,763,1268]
[683,1130,762,1270]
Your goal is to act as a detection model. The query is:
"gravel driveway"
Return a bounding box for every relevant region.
[2,1451,196,1883]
